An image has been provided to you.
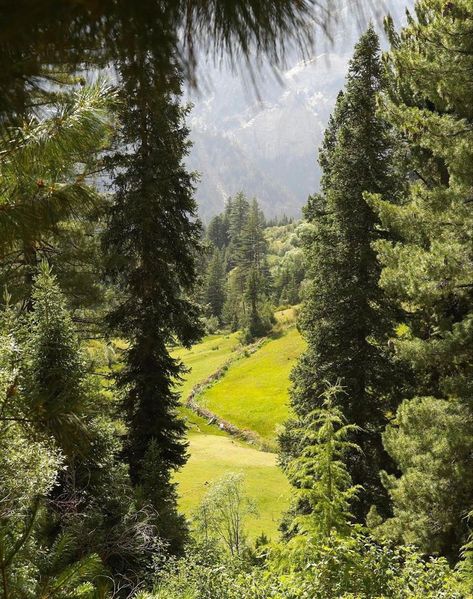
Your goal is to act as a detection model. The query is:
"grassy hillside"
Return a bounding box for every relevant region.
[173,311,305,539]
[199,327,304,446]
[173,332,240,400]
[175,434,290,540]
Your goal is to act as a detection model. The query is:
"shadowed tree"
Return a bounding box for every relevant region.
[104,60,202,552]
[281,27,406,521]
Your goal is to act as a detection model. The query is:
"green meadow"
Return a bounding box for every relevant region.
[175,434,291,540]
[173,332,240,399]
[199,327,305,446]
[174,313,305,538]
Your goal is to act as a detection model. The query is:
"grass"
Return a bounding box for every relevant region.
[180,406,228,436]
[199,327,305,447]
[172,314,304,539]
[175,433,291,540]
[172,332,241,400]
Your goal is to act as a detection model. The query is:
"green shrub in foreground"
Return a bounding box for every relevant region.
[141,533,467,599]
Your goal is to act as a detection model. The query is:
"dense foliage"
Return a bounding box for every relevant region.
[201,196,304,339]
[281,26,407,521]
[367,0,473,560]
[1,0,473,596]
[104,61,202,553]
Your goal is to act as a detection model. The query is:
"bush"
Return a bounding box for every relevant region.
[201,315,221,334]
[147,533,465,599]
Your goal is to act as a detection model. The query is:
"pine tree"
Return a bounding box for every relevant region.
[0,82,114,311]
[369,1,473,558]
[222,268,245,332]
[203,248,226,321]
[104,60,202,552]
[283,27,404,520]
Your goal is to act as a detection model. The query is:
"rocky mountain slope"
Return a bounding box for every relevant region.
[186,0,411,221]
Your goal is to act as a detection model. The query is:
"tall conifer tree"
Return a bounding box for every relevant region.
[370,1,473,558]
[104,59,202,552]
[203,248,226,321]
[206,214,229,250]
[282,27,404,519]
[227,192,250,269]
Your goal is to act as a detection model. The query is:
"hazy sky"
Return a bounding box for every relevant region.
[187,0,413,105]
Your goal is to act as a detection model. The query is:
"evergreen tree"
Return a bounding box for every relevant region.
[203,248,226,321]
[26,263,91,457]
[206,213,229,250]
[104,60,202,552]
[239,199,267,275]
[378,396,473,561]
[222,268,245,332]
[10,265,107,590]
[240,200,272,340]
[221,196,273,339]
[0,82,114,311]
[2,265,159,589]
[287,382,361,539]
[369,0,473,558]
[243,266,270,341]
[283,27,404,520]
[227,192,250,269]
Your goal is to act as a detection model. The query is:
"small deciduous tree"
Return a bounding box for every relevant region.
[194,472,257,556]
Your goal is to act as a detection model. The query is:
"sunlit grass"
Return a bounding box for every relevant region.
[175,433,290,540]
[172,332,241,400]
[200,327,305,447]
[173,313,304,539]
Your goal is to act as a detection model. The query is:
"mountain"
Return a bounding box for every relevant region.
[185,0,411,222]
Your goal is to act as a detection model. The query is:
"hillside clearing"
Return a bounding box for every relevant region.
[173,332,241,400]
[175,434,290,540]
[199,327,305,447]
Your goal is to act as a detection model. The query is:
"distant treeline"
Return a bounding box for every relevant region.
[198,193,305,339]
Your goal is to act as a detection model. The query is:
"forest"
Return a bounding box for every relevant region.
[0,0,472,597]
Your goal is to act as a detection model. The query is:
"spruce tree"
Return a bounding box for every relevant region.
[227,192,250,269]
[240,199,272,340]
[222,196,273,339]
[20,265,105,583]
[203,248,226,321]
[5,264,162,587]
[104,60,202,552]
[287,382,361,539]
[206,214,229,250]
[26,263,91,457]
[239,199,267,275]
[369,1,473,558]
[283,27,404,519]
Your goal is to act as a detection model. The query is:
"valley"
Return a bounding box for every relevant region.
[174,309,305,539]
